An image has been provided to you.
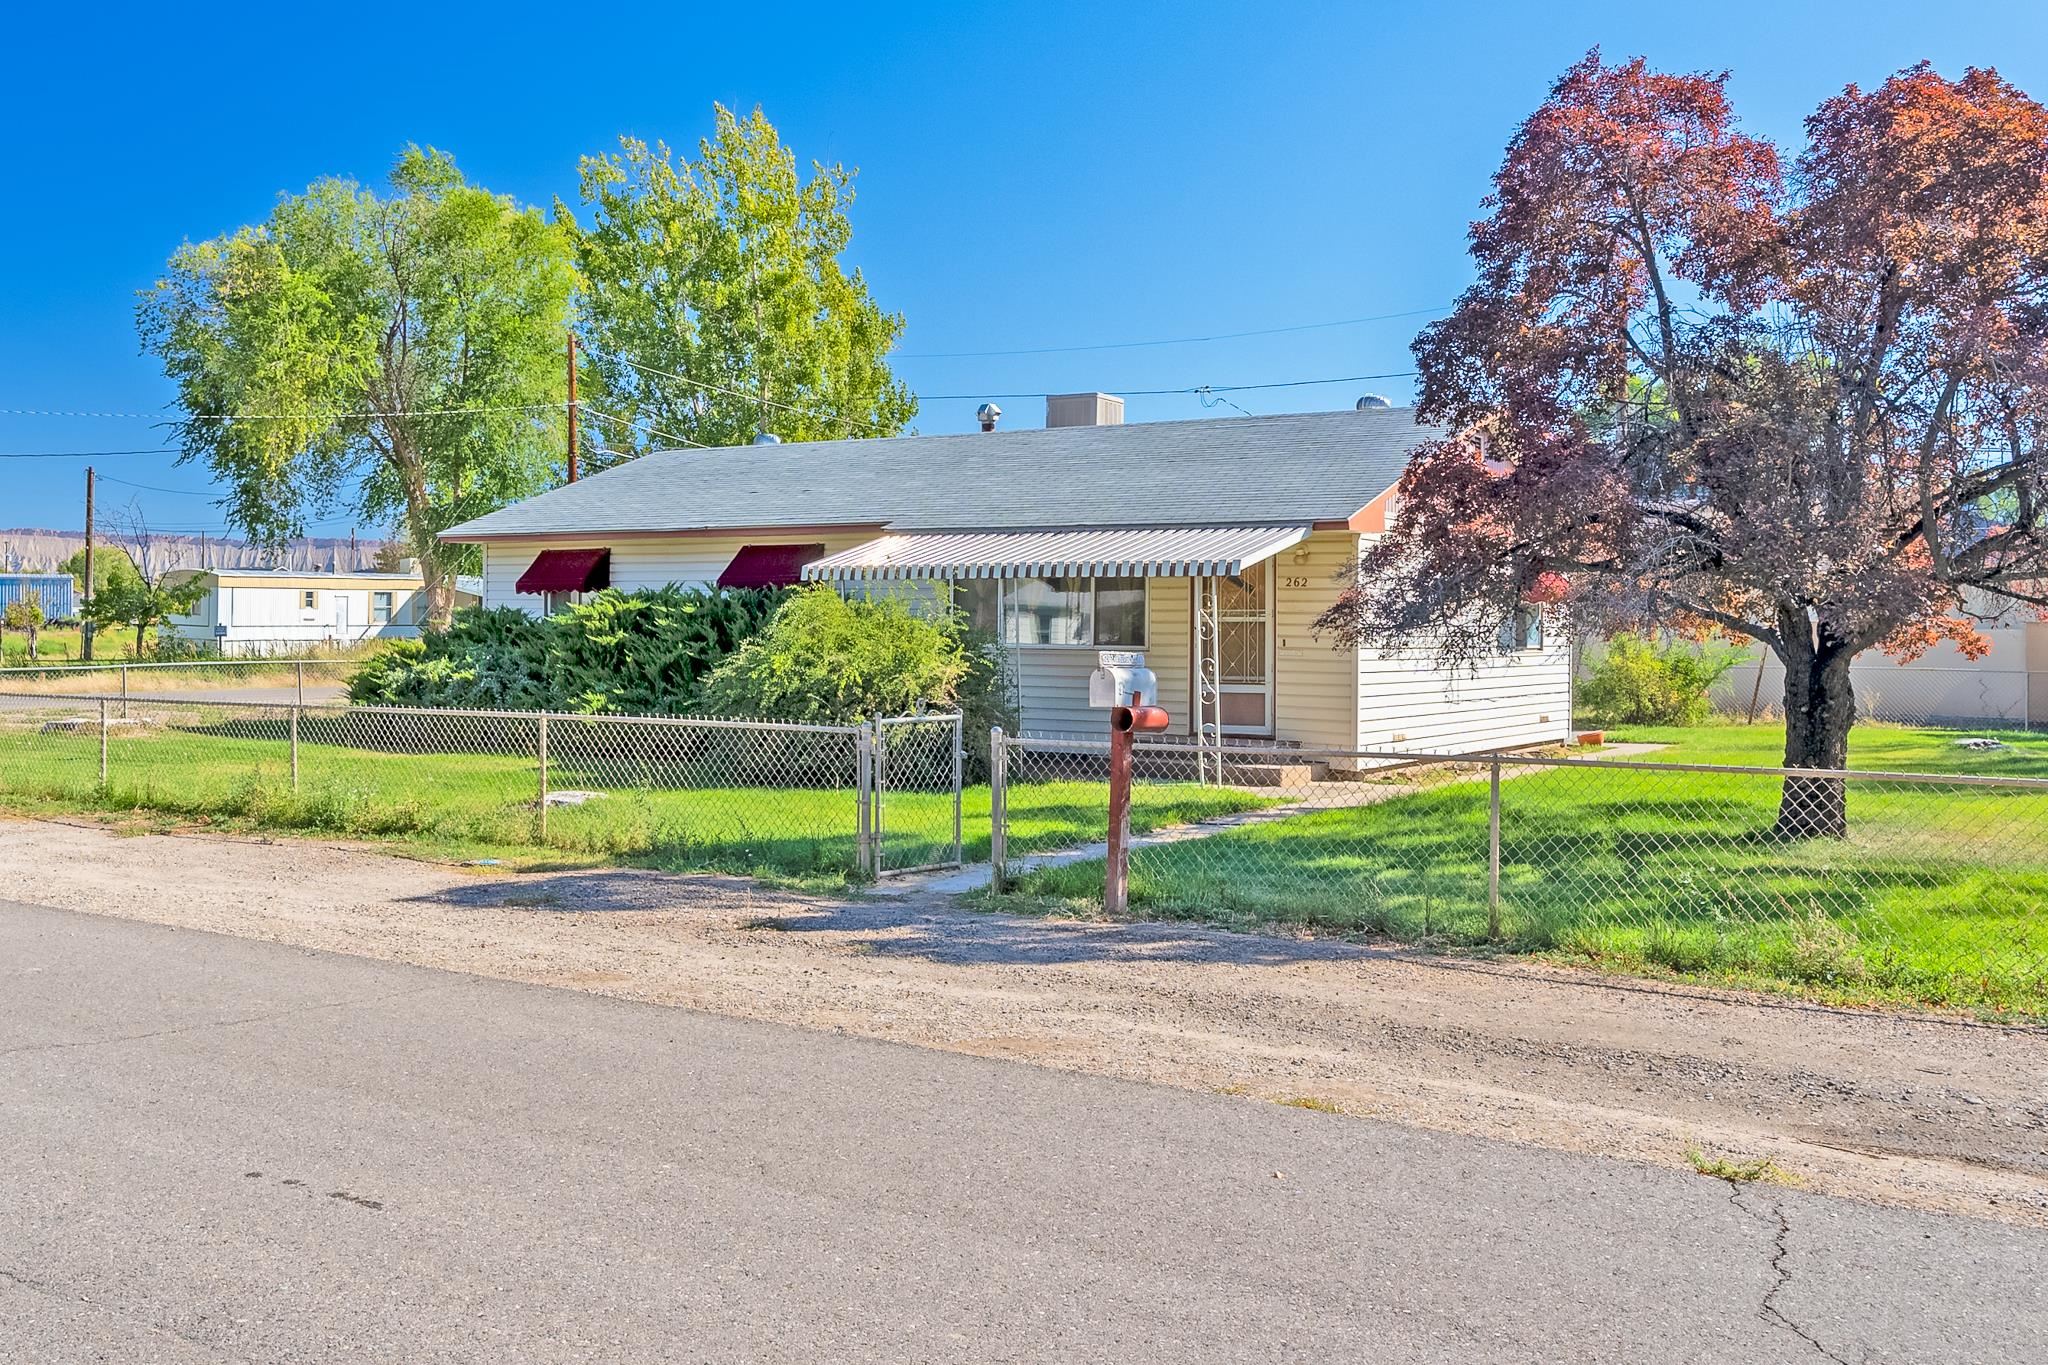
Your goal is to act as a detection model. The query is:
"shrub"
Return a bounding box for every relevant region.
[1578,632,1742,726]
[345,588,786,713]
[544,586,787,714]
[699,588,969,724]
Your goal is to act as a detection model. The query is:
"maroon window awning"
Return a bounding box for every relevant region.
[717,543,826,589]
[515,548,611,595]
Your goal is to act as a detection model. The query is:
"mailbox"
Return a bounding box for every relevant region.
[1089,650,1158,708]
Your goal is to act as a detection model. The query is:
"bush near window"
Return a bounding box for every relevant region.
[1578,633,1743,726]
[699,587,1012,726]
[346,588,789,714]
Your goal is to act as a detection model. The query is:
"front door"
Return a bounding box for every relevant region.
[1201,561,1274,736]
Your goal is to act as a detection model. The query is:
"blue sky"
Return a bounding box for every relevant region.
[5,0,2047,536]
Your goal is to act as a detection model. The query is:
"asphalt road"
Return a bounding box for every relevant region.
[2,902,2042,1364]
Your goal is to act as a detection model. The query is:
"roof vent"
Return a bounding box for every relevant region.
[1046,392,1124,427]
[1355,394,1392,410]
[976,402,1002,432]
[750,430,783,445]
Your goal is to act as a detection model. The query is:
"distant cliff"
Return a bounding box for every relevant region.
[0,528,392,574]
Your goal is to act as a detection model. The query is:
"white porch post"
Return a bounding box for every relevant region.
[1196,575,1222,785]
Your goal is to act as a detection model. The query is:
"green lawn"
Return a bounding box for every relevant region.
[8,701,2041,1014]
[1006,724,2048,1017]
[2,626,142,667]
[0,709,1270,887]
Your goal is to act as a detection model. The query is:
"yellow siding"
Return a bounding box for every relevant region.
[1147,579,1193,736]
[1272,531,1362,750]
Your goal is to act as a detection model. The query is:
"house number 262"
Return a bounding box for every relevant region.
[1282,576,1310,589]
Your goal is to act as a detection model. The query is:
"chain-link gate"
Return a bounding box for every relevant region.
[869,714,964,876]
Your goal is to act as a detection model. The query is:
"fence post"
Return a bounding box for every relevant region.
[98,696,108,787]
[537,713,550,842]
[296,661,305,708]
[989,726,1007,892]
[854,726,874,878]
[120,664,129,720]
[1487,757,1503,940]
[870,719,886,874]
[289,705,300,791]
[951,714,964,868]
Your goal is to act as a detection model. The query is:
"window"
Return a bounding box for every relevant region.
[954,577,1147,647]
[1004,575,1092,645]
[371,591,394,624]
[301,590,318,610]
[954,579,1001,635]
[1499,607,1543,653]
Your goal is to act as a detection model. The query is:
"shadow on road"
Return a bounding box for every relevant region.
[402,868,1375,969]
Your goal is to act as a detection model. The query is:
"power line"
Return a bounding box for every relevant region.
[0,447,179,460]
[600,351,1413,429]
[597,353,896,439]
[917,370,1417,402]
[0,401,569,423]
[98,474,220,497]
[1194,386,1253,418]
[892,306,1450,359]
[582,406,711,450]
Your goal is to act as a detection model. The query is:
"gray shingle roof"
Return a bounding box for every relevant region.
[442,406,1439,541]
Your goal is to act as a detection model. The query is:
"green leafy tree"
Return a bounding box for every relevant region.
[58,545,141,600]
[571,107,915,459]
[84,573,206,657]
[2,590,45,662]
[138,147,579,628]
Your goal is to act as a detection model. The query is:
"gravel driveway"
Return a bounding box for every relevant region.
[5,814,2042,1226]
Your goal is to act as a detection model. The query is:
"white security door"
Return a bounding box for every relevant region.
[1195,562,1276,740]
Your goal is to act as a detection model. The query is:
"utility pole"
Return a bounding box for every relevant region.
[81,466,96,661]
[566,332,580,483]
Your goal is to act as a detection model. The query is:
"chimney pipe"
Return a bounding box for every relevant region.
[976,402,1002,432]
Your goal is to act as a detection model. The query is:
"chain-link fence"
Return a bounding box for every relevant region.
[0,692,962,881]
[1705,659,2044,731]
[990,735,2048,1014]
[0,658,358,703]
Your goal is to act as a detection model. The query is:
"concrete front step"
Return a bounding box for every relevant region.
[1219,760,1325,788]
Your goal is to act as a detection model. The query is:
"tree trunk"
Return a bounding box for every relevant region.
[419,556,455,631]
[1775,630,1856,840]
[390,437,457,631]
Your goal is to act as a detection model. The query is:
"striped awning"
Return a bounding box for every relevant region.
[801,525,1313,582]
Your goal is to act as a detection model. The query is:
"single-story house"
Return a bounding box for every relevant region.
[0,572,76,621]
[441,397,1573,757]
[165,569,482,656]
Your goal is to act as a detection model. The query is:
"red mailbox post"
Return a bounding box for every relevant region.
[1106,697,1171,916]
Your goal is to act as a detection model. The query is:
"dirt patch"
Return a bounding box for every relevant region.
[5,813,2043,1227]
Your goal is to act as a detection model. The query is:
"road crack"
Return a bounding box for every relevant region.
[0,982,452,1059]
[1728,1187,1854,1364]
